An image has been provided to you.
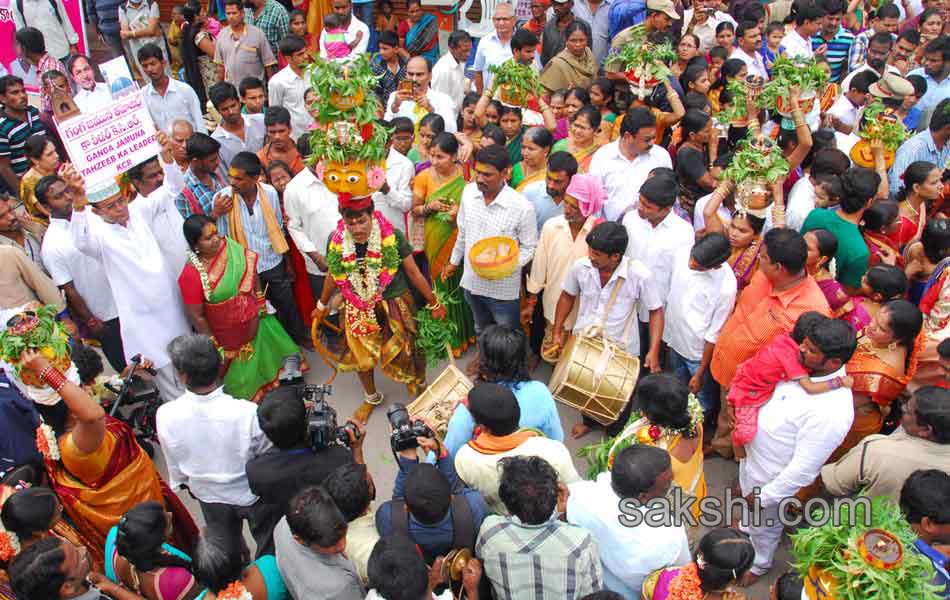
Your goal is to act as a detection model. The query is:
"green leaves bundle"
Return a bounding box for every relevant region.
[757,56,830,112]
[489,59,544,106]
[859,99,911,151]
[722,133,790,184]
[415,286,460,368]
[715,79,753,124]
[305,54,382,124]
[0,305,70,368]
[307,121,390,165]
[614,26,677,83]
[791,496,942,599]
[576,410,644,479]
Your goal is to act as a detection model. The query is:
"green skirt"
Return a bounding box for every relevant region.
[223,313,302,402]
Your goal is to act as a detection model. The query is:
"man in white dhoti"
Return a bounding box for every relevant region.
[64,161,191,403]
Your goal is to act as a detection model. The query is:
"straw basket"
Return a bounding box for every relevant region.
[470,236,519,280]
[407,344,473,438]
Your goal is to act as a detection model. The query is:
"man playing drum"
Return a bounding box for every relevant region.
[551,221,664,438]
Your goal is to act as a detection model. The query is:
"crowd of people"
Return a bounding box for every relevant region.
[2,0,950,597]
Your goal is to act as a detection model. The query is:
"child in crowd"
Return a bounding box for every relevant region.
[859,264,909,322]
[323,13,362,59]
[861,200,904,267]
[728,312,854,458]
[71,344,119,406]
[376,0,399,35]
[761,22,785,74]
[707,46,729,82]
[770,572,804,600]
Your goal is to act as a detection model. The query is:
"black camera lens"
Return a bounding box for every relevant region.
[386,403,411,429]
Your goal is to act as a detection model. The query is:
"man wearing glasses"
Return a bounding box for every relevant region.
[473,2,516,95]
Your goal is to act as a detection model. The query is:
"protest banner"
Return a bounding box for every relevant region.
[56,89,161,188]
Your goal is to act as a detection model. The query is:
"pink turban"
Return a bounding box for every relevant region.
[566,174,606,218]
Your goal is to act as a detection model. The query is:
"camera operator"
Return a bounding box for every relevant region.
[375,409,488,564]
[246,385,365,514]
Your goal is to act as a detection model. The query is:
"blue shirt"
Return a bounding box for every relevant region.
[176,168,226,219]
[811,27,855,81]
[0,370,41,472]
[889,130,950,199]
[907,68,950,114]
[914,539,950,598]
[376,454,489,560]
[903,107,923,132]
[443,380,565,459]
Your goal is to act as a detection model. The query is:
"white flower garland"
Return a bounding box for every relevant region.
[187,250,213,301]
[341,219,383,303]
[37,423,61,461]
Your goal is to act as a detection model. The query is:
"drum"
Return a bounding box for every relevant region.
[407,362,473,439]
[548,334,640,425]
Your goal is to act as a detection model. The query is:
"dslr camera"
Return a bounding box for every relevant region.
[386,403,434,452]
[302,384,359,450]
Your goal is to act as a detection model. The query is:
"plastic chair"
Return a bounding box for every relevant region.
[457,0,502,39]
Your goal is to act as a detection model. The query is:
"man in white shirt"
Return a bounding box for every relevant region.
[663,233,736,415]
[739,316,857,583]
[12,0,79,61]
[126,150,191,276]
[431,31,474,115]
[384,57,458,134]
[780,2,822,59]
[590,107,672,221]
[138,43,207,135]
[454,383,581,515]
[622,170,694,362]
[319,0,369,59]
[730,21,769,80]
[209,82,266,171]
[68,55,112,113]
[443,145,537,346]
[269,35,315,139]
[67,162,190,404]
[157,334,279,558]
[472,1,515,94]
[682,0,736,53]
[568,442,691,598]
[284,137,342,302]
[828,70,876,134]
[372,142,413,236]
[38,175,125,373]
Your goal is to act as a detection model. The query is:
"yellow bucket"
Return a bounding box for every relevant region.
[469,236,519,280]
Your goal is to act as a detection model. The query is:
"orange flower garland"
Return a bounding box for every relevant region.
[667,562,704,600]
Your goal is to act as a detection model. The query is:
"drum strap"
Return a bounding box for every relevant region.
[598,277,639,348]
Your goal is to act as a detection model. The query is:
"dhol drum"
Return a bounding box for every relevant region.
[548,332,640,425]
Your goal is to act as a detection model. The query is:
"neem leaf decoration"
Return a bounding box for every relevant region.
[305,53,382,125]
[488,59,544,106]
[615,25,678,84]
[721,131,790,184]
[757,56,830,112]
[0,305,71,375]
[858,99,911,151]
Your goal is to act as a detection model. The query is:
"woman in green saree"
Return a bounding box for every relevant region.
[410,132,476,357]
[178,215,305,401]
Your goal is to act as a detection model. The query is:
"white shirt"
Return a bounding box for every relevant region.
[283,167,341,276]
[69,208,191,369]
[211,114,267,171]
[371,147,413,235]
[131,158,189,276]
[622,209,695,321]
[730,47,769,81]
[268,65,315,139]
[12,0,78,60]
[157,386,271,506]
[384,87,458,134]
[828,94,861,130]
[472,32,512,89]
[692,191,733,232]
[450,183,538,301]
[562,256,662,356]
[567,474,691,599]
[780,28,814,59]
[73,83,112,114]
[454,436,580,515]
[662,247,737,361]
[318,15,369,59]
[41,218,119,321]
[431,52,473,114]
[739,367,854,507]
[682,9,737,53]
[785,176,817,233]
[589,141,672,222]
[143,78,207,135]
[840,62,899,93]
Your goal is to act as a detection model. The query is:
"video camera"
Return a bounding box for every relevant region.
[302,384,359,450]
[386,403,434,453]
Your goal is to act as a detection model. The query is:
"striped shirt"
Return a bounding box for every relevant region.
[476,515,603,600]
[811,26,855,81]
[177,168,226,218]
[216,183,285,273]
[0,106,46,177]
[244,1,288,57]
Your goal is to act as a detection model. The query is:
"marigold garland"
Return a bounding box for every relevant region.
[0,529,21,562]
[36,423,61,461]
[217,581,253,600]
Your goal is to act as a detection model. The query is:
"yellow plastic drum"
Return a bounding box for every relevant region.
[470,236,519,280]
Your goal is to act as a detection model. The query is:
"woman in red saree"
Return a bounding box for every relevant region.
[179,215,305,402]
[14,347,197,567]
[894,161,941,247]
[862,200,904,268]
